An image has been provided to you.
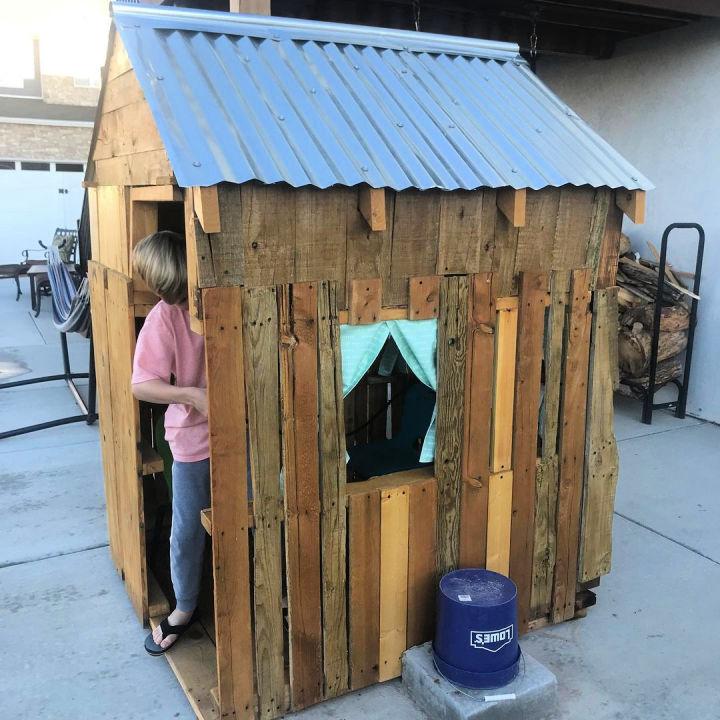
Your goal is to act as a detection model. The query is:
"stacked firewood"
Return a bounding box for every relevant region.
[616,234,694,397]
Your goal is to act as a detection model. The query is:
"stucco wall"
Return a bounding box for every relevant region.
[539,19,720,423]
[0,122,93,162]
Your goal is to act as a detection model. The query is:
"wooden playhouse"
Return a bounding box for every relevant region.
[86,3,650,718]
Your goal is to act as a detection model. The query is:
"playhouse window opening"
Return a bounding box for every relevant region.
[345,336,436,482]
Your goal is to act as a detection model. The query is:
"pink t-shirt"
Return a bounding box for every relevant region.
[131,301,209,462]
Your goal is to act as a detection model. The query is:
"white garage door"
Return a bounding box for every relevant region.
[0,160,85,264]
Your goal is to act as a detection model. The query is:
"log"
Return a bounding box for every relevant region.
[620,304,689,333]
[618,359,683,396]
[618,326,687,378]
[619,233,632,257]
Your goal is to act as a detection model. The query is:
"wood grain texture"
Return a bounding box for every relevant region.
[596,203,624,289]
[379,486,410,681]
[317,281,349,698]
[491,297,518,473]
[459,272,494,568]
[437,191,486,274]
[359,187,387,231]
[349,278,382,325]
[531,455,559,619]
[280,283,324,710]
[96,186,130,275]
[242,286,286,718]
[485,471,514,575]
[203,287,254,720]
[497,188,526,227]
[348,491,381,690]
[580,288,620,582]
[407,478,438,647]
[584,189,611,283]
[409,275,440,320]
[435,275,469,577]
[509,272,549,634]
[210,184,245,287]
[388,190,440,305]
[553,187,594,270]
[183,192,204,333]
[514,189,560,272]
[93,148,173,187]
[552,268,593,623]
[104,268,146,621]
[491,211,520,297]
[193,186,221,234]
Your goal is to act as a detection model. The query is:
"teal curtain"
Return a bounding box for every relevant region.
[340,318,438,462]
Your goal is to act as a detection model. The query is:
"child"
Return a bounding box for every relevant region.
[130,230,208,655]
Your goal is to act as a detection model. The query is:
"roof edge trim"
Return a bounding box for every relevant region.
[111,2,522,61]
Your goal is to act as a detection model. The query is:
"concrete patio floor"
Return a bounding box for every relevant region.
[1,280,718,720]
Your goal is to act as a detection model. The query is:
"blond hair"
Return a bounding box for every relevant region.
[132,231,188,305]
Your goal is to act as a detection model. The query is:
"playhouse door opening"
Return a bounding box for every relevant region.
[344,336,435,481]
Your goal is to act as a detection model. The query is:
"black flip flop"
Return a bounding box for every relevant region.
[144,614,196,656]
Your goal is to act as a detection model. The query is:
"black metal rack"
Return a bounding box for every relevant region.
[641,222,704,424]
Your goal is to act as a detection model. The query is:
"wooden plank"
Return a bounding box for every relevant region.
[184,191,205,335]
[242,286,285,718]
[509,273,549,634]
[580,288,620,581]
[348,491,381,690]
[87,262,122,575]
[337,306,406,324]
[491,210,520,297]
[96,186,130,275]
[131,185,182,203]
[149,617,219,720]
[202,287,254,720]
[280,283,324,710]
[584,189,612,284]
[349,278,382,325]
[514,189,560,272]
[407,478,437,647]
[103,69,145,114]
[210,184,244,287]
[490,296,518,473]
[107,33,133,81]
[552,268,593,623]
[553,187,595,270]
[345,190,394,310]
[242,184,295,286]
[409,275,440,320]
[130,198,158,296]
[105,268,146,621]
[93,100,164,161]
[94,148,173,187]
[317,281,349,698]
[88,188,100,261]
[148,570,170,619]
[459,272,494,568]
[359,187,387,231]
[388,190,440,306]
[596,203,624,289]
[193,186,221,234]
[485,471,514,575]
[435,275,469,577]
[437,191,487,274]
[497,188,526,227]
[616,189,646,224]
[230,0,271,12]
[531,455,558,620]
[379,486,410,681]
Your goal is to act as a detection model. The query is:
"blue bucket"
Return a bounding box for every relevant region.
[432,568,520,689]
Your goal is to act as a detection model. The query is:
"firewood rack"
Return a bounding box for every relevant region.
[642,223,704,424]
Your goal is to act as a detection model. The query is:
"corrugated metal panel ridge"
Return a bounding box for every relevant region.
[111,2,653,192]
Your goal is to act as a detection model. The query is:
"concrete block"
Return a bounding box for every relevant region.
[402,642,557,720]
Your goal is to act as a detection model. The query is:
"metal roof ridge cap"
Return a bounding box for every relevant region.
[111,2,521,60]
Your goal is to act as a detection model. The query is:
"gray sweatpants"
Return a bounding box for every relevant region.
[170,459,210,613]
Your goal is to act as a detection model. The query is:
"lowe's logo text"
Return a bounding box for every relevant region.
[470,626,514,653]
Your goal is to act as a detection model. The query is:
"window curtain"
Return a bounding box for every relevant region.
[340,318,438,462]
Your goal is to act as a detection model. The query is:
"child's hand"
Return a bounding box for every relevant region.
[186,387,208,417]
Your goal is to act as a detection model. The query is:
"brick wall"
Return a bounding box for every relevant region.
[0,122,93,162]
[41,75,100,107]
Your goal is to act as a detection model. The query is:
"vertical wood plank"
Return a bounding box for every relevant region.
[513,189,561,272]
[203,287,254,720]
[485,471,514,575]
[459,272,495,568]
[212,184,245,286]
[388,190,440,305]
[596,203,624,289]
[491,297,519,473]
[317,281,349,698]
[509,272,549,633]
[348,491,381,690]
[436,191,486,274]
[553,187,595,270]
[584,189,612,284]
[242,286,285,718]
[580,288,620,581]
[280,282,324,709]
[531,455,559,618]
[96,185,130,275]
[407,478,438,647]
[409,275,440,320]
[552,268,593,623]
[183,190,204,333]
[349,278,382,325]
[435,275,469,577]
[491,210,520,297]
[379,486,410,681]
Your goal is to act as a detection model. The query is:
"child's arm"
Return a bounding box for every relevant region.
[133,379,207,416]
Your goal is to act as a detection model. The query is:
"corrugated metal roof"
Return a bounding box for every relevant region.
[111,2,652,192]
